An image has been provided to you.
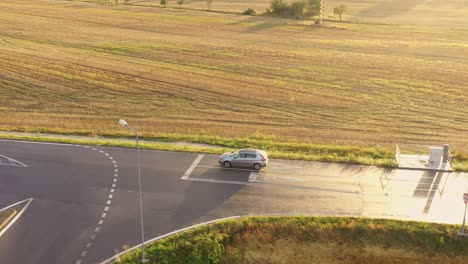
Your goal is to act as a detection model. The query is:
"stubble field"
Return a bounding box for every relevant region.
[0,0,467,154]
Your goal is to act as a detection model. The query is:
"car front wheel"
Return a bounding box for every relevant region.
[223,161,232,168]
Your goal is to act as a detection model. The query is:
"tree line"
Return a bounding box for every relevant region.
[104,0,347,21]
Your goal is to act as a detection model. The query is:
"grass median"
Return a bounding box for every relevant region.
[114,216,468,264]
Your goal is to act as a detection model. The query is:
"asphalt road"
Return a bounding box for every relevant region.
[0,140,467,264]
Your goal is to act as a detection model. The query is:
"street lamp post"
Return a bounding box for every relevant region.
[118,119,148,263]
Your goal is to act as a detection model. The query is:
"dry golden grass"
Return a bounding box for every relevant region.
[0,0,467,152]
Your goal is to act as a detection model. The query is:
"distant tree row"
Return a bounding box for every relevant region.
[108,0,213,10]
[267,0,347,21]
[267,0,321,19]
[104,0,346,20]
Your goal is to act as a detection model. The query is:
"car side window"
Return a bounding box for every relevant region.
[239,153,248,158]
[247,154,256,159]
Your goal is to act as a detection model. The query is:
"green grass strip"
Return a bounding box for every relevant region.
[114,216,468,263]
[1,132,467,171]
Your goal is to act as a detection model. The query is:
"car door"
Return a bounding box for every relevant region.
[232,153,248,167]
[246,153,257,168]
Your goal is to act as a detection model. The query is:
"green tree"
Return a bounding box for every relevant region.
[270,0,289,15]
[177,0,184,8]
[290,1,305,19]
[160,0,167,8]
[333,5,347,21]
[305,0,321,16]
[207,0,213,11]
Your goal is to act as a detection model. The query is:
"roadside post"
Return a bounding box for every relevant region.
[459,192,468,237]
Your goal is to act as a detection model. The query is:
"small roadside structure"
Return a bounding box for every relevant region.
[395,144,453,171]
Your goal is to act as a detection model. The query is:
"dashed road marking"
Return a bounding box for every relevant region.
[75,146,119,264]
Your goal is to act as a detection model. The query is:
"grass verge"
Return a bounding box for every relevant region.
[114,216,468,264]
[2,132,468,171]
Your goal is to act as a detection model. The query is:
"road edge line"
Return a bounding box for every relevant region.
[0,198,34,238]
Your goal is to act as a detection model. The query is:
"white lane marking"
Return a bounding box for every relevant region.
[114,173,118,177]
[98,220,104,225]
[92,148,97,151]
[105,206,109,211]
[112,183,116,188]
[102,213,107,218]
[112,160,116,163]
[91,234,96,240]
[81,251,87,257]
[105,153,109,156]
[185,177,250,185]
[86,242,92,248]
[99,150,104,153]
[108,194,113,199]
[76,260,83,264]
[95,227,100,232]
[114,164,118,167]
[0,139,77,147]
[110,189,115,193]
[248,172,258,182]
[0,198,34,237]
[196,165,257,172]
[114,169,118,173]
[0,155,28,167]
[181,154,204,180]
[113,179,117,182]
[106,200,112,205]
[185,177,359,194]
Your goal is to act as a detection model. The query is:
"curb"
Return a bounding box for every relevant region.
[0,209,17,231]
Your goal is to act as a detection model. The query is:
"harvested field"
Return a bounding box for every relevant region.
[0,0,467,152]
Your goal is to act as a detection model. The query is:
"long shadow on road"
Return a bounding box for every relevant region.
[170,179,244,230]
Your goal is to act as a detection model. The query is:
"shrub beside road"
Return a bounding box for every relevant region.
[115,216,468,263]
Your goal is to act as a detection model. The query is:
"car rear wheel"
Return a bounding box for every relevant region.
[223,161,232,168]
[253,163,261,170]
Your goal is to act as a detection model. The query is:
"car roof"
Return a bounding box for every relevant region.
[238,149,266,155]
[238,148,257,152]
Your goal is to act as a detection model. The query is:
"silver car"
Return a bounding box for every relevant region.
[218,149,268,170]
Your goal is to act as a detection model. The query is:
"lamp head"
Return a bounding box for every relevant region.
[119,119,128,127]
